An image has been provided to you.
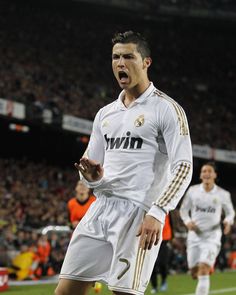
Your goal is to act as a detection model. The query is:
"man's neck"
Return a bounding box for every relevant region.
[123,81,150,107]
[203,182,215,192]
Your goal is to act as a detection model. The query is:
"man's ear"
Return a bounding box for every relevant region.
[143,57,152,69]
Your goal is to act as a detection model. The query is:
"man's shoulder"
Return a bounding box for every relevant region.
[68,197,77,207]
[152,88,183,108]
[188,184,201,194]
[215,185,230,197]
[151,87,187,123]
[96,100,117,116]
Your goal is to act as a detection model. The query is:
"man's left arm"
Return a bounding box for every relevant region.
[222,191,235,235]
[147,103,193,224]
[138,102,192,250]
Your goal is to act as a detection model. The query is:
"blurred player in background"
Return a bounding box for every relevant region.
[150,214,172,293]
[55,30,192,295]
[67,180,96,229]
[180,162,235,295]
[150,213,172,293]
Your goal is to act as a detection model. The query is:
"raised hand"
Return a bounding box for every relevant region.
[74,157,104,182]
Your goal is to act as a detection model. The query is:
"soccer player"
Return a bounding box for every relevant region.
[55,31,192,295]
[180,162,235,295]
[67,180,96,229]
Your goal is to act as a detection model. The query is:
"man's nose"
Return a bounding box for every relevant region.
[117,57,125,67]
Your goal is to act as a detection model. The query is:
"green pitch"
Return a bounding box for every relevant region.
[6,271,236,295]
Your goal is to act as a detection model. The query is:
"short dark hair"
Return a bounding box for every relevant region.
[112,30,151,59]
[203,161,217,173]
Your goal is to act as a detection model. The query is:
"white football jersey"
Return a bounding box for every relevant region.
[83,82,192,222]
[180,183,235,245]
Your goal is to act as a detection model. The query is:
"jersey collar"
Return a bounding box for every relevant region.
[116,82,155,109]
[200,183,217,193]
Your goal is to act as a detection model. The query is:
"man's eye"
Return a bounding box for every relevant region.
[124,55,132,59]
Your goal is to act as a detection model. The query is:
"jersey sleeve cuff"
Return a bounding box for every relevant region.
[223,217,234,226]
[82,177,104,189]
[147,205,166,224]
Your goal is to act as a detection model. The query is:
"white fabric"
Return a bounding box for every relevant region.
[83,82,192,221]
[60,196,163,295]
[180,184,235,246]
[195,275,210,295]
[187,242,220,268]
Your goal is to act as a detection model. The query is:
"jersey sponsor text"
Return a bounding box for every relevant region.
[104,132,143,150]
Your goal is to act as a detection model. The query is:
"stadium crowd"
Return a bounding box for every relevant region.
[0,158,76,278]
[0,0,236,280]
[0,1,235,150]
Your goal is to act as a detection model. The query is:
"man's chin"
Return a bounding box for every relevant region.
[119,82,130,90]
[203,180,212,185]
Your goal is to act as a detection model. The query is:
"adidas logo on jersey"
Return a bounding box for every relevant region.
[104,132,143,150]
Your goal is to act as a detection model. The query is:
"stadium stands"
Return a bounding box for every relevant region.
[0,158,75,276]
[0,0,235,149]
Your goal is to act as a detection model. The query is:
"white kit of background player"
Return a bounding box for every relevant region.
[180,181,235,267]
[180,164,235,295]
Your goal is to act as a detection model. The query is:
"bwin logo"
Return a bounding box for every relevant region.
[104,132,143,150]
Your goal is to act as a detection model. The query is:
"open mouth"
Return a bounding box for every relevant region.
[118,71,128,81]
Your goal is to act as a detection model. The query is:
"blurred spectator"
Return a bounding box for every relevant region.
[8,244,38,281]
[36,235,51,277]
[67,181,96,229]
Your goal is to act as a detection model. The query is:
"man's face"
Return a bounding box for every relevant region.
[75,181,89,201]
[112,43,151,90]
[200,165,217,186]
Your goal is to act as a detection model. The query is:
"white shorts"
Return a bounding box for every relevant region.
[187,242,220,269]
[60,196,162,295]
